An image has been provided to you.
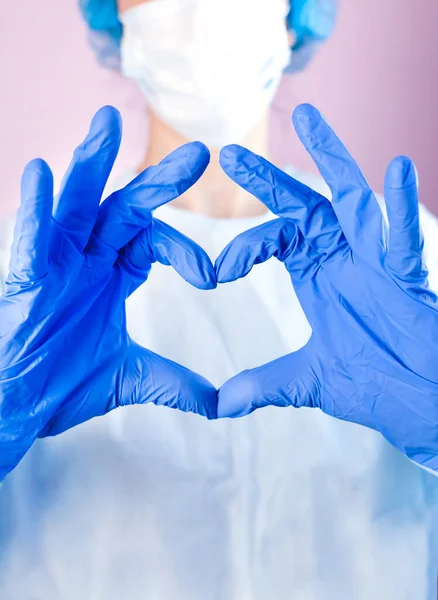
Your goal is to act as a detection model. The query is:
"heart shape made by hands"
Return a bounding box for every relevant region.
[1,104,438,482]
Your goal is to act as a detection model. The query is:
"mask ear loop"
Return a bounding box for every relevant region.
[268,9,301,165]
[268,75,302,169]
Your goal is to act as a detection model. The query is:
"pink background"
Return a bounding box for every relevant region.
[1,0,437,219]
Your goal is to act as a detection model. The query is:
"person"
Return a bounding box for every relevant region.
[1,2,438,599]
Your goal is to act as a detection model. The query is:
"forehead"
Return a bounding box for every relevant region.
[118,0,290,14]
[118,0,156,13]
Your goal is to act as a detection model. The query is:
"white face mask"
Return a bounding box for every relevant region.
[120,0,291,148]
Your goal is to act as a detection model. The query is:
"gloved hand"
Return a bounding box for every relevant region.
[216,103,438,471]
[0,106,217,481]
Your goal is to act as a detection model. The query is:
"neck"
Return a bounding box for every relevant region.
[138,108,270,218]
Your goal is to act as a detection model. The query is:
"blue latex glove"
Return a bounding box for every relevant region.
[216,104,438,471]
[0,106,217,481]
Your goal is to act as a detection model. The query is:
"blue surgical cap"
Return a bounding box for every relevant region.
[79,0,123,70]
[286,0,339,72]
[79,0,338,72]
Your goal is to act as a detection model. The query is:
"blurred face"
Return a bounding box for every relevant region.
[117,0,291,147]
[118,0,295,44]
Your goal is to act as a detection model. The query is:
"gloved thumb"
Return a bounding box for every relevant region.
[133,343,218,419]
[217,342,319,418]
[40,341,219,437]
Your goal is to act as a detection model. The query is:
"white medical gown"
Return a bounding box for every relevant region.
[0,168,438,600]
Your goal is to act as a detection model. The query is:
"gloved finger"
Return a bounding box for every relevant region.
[135,346,218,419]
[215,218,319,284]
[92,142,210,252]
[39,345,219,437]
[7,159,54,285]
[118,218,217,295]
[292,103,384,259]
[384,155,426,283]
[53,106,122,252]
[219,144,346,258]
[217,344,318,418]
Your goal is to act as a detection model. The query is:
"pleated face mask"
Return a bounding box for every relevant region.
[120,0,291,148]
